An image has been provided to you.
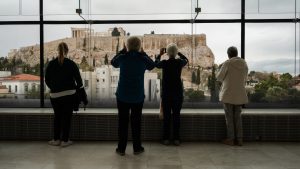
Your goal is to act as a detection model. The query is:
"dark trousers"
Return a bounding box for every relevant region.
[162,98,183,140]
[50,94,74,142]
[117,99,144,152]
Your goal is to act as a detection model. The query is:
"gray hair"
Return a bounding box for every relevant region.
[167,43,178,57]
[127,36,141,52]
[227,46,238,58]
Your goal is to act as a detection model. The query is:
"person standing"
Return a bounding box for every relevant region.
[45,42,84,147]
[216,46,248,146]
[111,36,156,156]
[155,43,188,146]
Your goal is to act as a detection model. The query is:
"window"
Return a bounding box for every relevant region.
[8,85,11,93]
[246,0,297,19]
[32,83,36,92]
[24,83,29,92]
[85,80,89,88]
[0,26,40,107]
[245,23,299,104]
[0,0,39,21]
[1,0,299,108]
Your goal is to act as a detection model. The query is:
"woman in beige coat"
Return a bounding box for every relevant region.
[217,46,248,146]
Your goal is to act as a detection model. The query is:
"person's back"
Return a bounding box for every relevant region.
[217,46,248,146]
[112,51,154,103]
[111,36,155,156]
[219,57,248,105]
[46,58,81,93]
[155,44,188,146]
[45,42,83,148]
[160,58,185,99]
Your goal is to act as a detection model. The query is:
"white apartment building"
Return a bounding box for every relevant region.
[0,74,40,98]
[80,65,161,102]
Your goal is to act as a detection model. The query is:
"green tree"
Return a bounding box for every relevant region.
[104,54,109,65]
[116,38,120,54]
[191,71,196,83]
[83,37,87,50]
[196,68,201,85]
[208,65,218,102]
[80,56,90,71]
[265,86,288,102]
[279,73,293,89]
[249,70,256,76]
[184,89,205,102]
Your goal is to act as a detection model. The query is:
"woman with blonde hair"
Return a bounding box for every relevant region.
[155,43,188,146]
[45,42,84,147]
[111,36,156,156]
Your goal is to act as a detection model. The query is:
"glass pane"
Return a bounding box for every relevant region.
[0,0,39,21]
[44,24,193,107]
[0,25,40,107]
[44,0,89,20]
[191,0,241,19]
[91,0,192,20]
[246,0,296,19]
[184,23,241,105]
[245,23,299,105]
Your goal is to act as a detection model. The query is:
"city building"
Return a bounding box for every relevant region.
[0,74,40,98]
[80,65,160,102]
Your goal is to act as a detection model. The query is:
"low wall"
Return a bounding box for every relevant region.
[0,108,299,141]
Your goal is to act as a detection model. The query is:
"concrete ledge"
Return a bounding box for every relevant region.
[0,108,299,115]
[0,108,299,141]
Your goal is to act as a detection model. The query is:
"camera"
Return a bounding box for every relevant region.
[163,48,166,53]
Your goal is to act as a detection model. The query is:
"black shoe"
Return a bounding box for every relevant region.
[116,148,125,156]
[174,140,181,146]
[133,147,145,155]
[161,140,170,145]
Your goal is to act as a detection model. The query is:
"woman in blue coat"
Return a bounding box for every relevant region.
[111,36,155,156]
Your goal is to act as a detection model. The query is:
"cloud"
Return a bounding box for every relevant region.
[247,58,299,74]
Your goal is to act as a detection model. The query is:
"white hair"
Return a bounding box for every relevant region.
[167,43,178,57]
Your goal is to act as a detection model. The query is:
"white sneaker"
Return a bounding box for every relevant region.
[48,139,61,146]
[61,141,73,147]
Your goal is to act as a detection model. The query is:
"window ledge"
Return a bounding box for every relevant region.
[0,108,299,115]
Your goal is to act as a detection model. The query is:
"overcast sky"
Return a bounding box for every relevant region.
[0,0,299,74]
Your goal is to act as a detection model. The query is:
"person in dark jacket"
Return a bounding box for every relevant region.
[155,43,188,146]
[45,42,84,147]
[111,36,156,156]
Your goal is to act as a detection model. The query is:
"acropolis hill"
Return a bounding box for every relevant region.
[7,27,215,69]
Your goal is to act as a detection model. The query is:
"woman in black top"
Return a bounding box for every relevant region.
[45,42,83,147]
[155,43,188,146]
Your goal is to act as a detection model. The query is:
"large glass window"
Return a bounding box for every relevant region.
[0,0,39,21]
[0,0,299,108]
[245,23,300,105]
[246,0,298,19]
[0,26,40,107]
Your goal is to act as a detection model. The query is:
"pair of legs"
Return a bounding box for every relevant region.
[50,94,74,142]
[117,99,144,153]
[162,98,183,141]
[223,103,243,144]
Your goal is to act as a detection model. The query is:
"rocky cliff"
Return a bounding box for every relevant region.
[7,32,215,69]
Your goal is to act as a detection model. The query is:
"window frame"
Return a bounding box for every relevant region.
[0,0,298,107]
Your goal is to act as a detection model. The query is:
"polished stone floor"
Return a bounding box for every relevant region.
[0,141,299,169]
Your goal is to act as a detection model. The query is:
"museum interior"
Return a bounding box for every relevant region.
[0,0,299,169]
